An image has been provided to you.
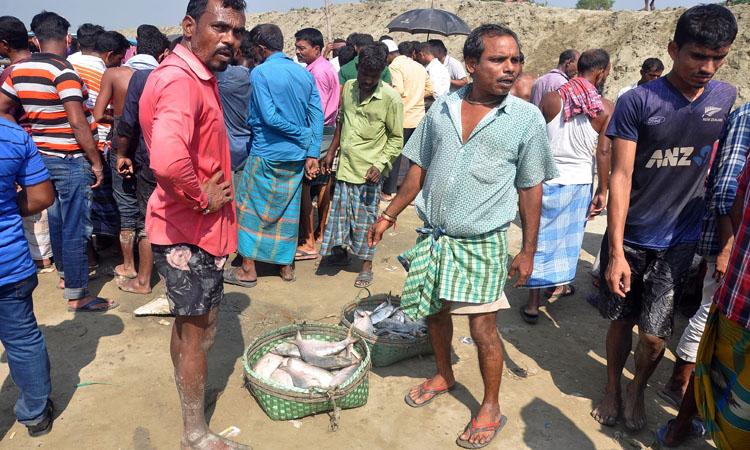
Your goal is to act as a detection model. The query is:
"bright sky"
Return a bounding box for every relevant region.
[10,0,702,31]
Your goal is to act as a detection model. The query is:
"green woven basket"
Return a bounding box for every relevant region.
[243,323,371,422]
[340,293,433,367]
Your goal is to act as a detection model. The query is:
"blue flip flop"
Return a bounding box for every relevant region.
[654,418,706,447]
[68,297,119,312]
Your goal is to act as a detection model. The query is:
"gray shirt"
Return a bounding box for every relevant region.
[216,65,253,171]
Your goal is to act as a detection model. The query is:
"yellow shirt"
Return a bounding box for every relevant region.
[389,55,433,129]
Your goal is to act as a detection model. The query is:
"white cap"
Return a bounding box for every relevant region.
[382,39,398,53]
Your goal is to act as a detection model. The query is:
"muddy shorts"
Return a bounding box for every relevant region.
[597,231,696,337]
[152,243,227,316]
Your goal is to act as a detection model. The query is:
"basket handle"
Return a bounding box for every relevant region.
[354,287,371,302]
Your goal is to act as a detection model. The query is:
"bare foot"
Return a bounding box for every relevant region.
[114,263,137,279]
[280,265,295,281]
[407,375,455,406]
[234,266,256,282]
[181,432,249,450]
[623,381,647,431]
[458,404,503,446]
[117,276,152,294]
[591,390,620,425]
[58,278,65,290]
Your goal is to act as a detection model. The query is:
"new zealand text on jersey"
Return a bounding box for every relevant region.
[645,147,693,168]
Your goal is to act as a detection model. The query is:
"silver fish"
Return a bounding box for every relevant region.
[252,353,286,379]
[294,331,359,370]
[283,358,334,387]
[330,364,359,388]
[369,296,395,325]
[269,368,294,388]
[352,310,375,335]
[390,308,407,324]
[271,330,355,358]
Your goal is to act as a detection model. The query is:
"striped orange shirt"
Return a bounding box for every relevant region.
[0,52,97,158]
[69,53,111,151]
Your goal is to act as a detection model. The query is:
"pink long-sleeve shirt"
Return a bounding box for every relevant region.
[306,56,339,127]
[139,44,237,257]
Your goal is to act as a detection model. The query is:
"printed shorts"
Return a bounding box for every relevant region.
[598,231,696,337]
[152,243,227,316]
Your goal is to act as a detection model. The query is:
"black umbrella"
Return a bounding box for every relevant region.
[386,9,471,37]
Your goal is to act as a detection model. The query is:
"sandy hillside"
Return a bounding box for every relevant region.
[122,1,750,105]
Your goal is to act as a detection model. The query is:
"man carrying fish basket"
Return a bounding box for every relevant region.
[368,24,557,448]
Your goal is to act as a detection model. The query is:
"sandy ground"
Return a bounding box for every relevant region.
[122,1,750,107]
[0,204,715,450]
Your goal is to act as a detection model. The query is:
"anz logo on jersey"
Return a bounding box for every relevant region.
[644,145,713,169]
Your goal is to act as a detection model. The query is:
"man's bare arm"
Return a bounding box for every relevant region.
[17,180,54,216]
[94,70,114,124]
[62,100,103,188]
[450,77,468,89]
[590,100,614,218]
[730,194,743,234]
[0,93,18,123]
[605,137,637,297]
[508,183,543,287]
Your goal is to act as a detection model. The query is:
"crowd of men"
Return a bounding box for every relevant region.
[0,1,748,449]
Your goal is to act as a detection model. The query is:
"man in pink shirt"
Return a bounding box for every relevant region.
[294,27,340,260]
[138,0,247,448]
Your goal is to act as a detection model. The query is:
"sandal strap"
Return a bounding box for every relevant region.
[470,417,503,433]
[418,381,451,395]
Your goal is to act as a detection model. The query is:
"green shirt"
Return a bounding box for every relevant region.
[336,79,404,184]
[402,84,559,237]
[338,56,392,85]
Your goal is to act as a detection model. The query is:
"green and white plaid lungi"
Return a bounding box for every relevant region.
[397,227,509,321]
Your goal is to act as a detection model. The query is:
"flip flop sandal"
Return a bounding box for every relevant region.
[586,294,599,308]
[519,305,538,324]
[68,297,119,312]
[404,381,456,408]
[294,250,319,261]
[546,284,575,300]
[222,267,257,288]
[354,271,373,288]
[280,269,296,283]
[36,264,55,274]
[654,418,705,447]
[456,415,508,449]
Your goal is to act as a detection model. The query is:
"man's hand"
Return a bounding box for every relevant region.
[365,166,381,184]
[199,170,232,213]
[117,156,134,178]
[714,249,731,282]
[507,249,534,288]
[605,254,631,298]
[91,165,104,189]
[589,190,607,219]
[304,157,320,180]
[320,151,335,174]
[367,217,392,248]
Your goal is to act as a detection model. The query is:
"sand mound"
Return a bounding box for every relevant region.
[121,1,750,105]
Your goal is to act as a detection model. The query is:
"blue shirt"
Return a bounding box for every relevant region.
[606,77,736,249]
[0,118,50,286]
[402,86,558,237]
[216,65,253,171]
[247,52,324,162]
[698,103,750,256]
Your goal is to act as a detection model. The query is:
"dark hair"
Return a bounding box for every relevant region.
[641,57,664,72]
[577,49,609,74]
[378,35,392,42]
[428,39,447,57]
[357,43,386,74]
[94,31,130,56]
[137,25,169,57]
[338,45,356,66]
[186,0,246,22]
[170,35,183,52]
[350,33,373,51]
[463,24,520,61]
[558,49,578,66]
[294,27,324,52]
[519,51,525,64]
[333,38,345,44]
[0,16,28,51]
[76,23,104,50]
[239,29,253,59]
[416,42,433,56]
[397,41,414,58]
[30,11,70,42]
[248,23,283,52]
[673,4,737,50]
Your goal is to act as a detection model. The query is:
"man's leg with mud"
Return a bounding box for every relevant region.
[171,309,246,449]
[623,330,665,430]
[297,184,317,256]
[591,318,635,425]
[458,312,504,446]
[407,307,455,404]
[118,235,153,294]
[115,231,137,277]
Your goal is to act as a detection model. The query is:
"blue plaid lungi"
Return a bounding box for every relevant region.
[320,180,382,261]
[236,155,304,265]
[91,154,120,237]
[524,183,592,289]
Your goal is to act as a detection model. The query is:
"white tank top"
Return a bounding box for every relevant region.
[546,96,600,185]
